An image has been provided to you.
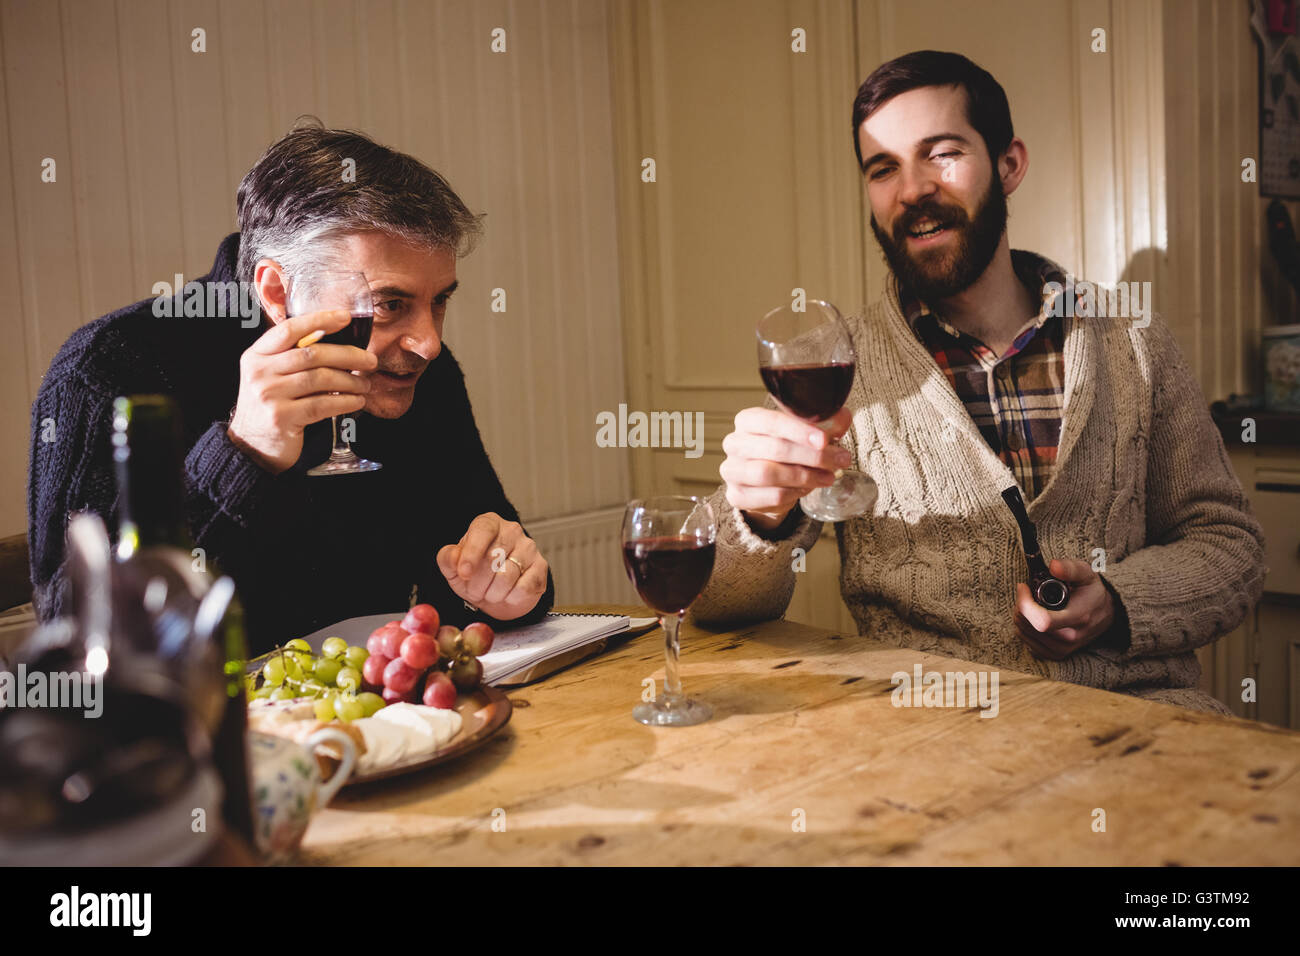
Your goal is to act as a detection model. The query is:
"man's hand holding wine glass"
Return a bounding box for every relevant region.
[751,301,877,522]
[720,406,854,532]
[227,307,378,475]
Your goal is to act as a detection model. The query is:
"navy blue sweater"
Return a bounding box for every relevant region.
[28,233,554,653]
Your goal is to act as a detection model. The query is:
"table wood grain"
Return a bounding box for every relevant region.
[300,606,1300,865]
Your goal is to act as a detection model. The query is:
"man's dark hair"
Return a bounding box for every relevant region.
[851,50,1014,172]
[236,118,483,285]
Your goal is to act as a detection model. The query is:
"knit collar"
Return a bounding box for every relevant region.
[204,232,263,333]
[876,247,1097,514]
[210,231,241,284]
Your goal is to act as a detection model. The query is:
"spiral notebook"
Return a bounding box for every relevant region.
[482,612,658,686]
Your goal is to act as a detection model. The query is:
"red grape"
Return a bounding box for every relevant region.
[462,622,495,656]
[383,658,419,694]
[435,625,462,658]
[402,603,440,635]
[400,632,439,670]
[367,622,404,657]
[422,671,457,709]
[381,686,416,705]
[449,654,484,692]
[379,628,406,660]
[362,653,391,687]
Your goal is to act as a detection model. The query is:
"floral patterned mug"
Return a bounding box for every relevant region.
[248,728,356,863]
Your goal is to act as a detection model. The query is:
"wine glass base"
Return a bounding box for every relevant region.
[633,695,712,726]
[800,470,877,522]
[307,457,382,476]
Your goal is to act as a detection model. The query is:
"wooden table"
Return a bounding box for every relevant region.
[301,606,1300,865]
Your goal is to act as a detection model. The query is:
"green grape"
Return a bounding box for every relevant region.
[250,684,274,700]
[313,658,342,686]
[262,658,286,687]
[313,697,337,721]
[333,696,365,721]
[344,645,369,671]
[300,679,327,698]
[336,666,362,691]
[283,656,305,682]
[355,692,385,717]
[321,637,348,660]
[285,638,312,654]
[269,686,297,701]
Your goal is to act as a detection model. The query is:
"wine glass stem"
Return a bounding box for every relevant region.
[817,420,847,477]
[329,414,351,459]
[827,435,845,478]
[662,611,684,700]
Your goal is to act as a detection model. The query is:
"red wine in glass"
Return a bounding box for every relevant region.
[319,313,374,350]
[622,536,716,616]
[758,362,855,422]
[622,496,717,727]
[756,300,876,521]
[285,271,381,476]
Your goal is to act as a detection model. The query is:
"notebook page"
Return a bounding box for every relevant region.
[480,613,629,683]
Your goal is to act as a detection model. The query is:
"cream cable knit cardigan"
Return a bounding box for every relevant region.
[692,255,1267,715]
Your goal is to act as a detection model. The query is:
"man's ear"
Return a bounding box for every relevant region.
[998,136,1029,198]
[253,259,289,324]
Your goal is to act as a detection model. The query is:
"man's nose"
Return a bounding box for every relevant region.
[896,162,939,209]
[401,314,442,362]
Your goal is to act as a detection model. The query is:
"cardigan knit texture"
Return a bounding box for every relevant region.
[692,251,1266,715]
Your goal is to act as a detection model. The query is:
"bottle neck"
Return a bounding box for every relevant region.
[113,397,192,560]
[115,518,191,561]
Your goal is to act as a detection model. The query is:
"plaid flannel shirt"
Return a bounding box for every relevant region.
[900,250,1072,501]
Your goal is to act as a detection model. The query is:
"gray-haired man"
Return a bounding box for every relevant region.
[29,123,554,652]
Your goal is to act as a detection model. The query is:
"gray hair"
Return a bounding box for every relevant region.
[235,118,483,286]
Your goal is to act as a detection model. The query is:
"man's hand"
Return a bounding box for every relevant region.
[227,309,379,474]
[436,512,549,621]
[1013,558,1116,660]
[720,406,853,531]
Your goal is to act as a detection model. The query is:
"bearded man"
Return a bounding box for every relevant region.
[695,50,1264,715]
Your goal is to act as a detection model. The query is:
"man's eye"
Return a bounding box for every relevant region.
[869,166,893,180]
[374,299,404,316]
[934,151,960,161]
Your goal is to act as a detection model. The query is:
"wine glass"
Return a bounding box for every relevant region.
[756,299,876,521]
[622,496,716,726]
[285,271,382,476]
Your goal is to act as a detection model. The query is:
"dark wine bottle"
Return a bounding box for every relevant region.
[999,485,1070,611]
[111,394,255,845]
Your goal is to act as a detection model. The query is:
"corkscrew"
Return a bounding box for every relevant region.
[1000,485,1070,611]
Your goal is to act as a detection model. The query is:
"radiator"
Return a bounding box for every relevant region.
[526,506,640,607]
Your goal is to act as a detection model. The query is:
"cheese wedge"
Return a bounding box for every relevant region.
[353,703,464,773]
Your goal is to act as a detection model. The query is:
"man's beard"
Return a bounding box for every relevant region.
[870,170,1008,304]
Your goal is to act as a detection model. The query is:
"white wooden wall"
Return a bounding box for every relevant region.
[0,0,632,553]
